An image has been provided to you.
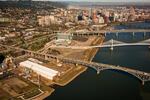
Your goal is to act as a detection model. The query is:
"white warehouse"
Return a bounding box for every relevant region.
[19,60,59,80]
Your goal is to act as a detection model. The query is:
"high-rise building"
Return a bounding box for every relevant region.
[129,6,136,21]
[92,9,98,23]
[130,6,135,16]
[89,8,92,18]
[93,10,96,18]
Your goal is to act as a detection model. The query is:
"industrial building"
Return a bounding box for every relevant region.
[19,60,59,80]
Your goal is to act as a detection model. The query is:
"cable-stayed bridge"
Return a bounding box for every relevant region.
[48,38,150,50]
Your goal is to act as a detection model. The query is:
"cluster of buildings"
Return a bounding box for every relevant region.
[36,6,150,28]
[0,4,150,46]
[0,4,149,50]
[1,4,150,31]
[0,18,12,23]
[76,6,150,24]
[37,15,59,26]
[37,8,77,27]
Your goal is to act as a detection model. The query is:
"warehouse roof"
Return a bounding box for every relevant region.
[20,60,58,80]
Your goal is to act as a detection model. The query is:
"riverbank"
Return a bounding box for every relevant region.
[53,35,105,86]
[54,66,87,86]
[32,85,55,100]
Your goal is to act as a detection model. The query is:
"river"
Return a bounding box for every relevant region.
[45,22,150,100]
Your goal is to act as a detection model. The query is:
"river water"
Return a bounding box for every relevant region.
[45,22,150,100]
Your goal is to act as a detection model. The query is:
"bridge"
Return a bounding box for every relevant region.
[0,44,150,85]
[47,39,150,50]
[71,29,150,36]
[72,29,150,35]
[53,29,150,37]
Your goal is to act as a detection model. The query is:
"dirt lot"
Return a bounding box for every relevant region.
[0,88,13,100]
[0,77,29,97]
[0,76,45,100]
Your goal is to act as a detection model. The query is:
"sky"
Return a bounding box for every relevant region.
[39,0,150,2]
[0,0,149,2]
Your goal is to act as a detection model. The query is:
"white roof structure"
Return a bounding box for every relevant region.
[19,60,58,80]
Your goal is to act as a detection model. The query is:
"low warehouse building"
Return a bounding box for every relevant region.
[19,60,59,80]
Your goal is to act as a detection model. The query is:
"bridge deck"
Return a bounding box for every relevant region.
[47,42,150,49]
[72,29,150,34]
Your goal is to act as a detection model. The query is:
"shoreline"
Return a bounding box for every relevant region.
[54,66,87,86]
[52,35,105,87]
[32,89,55,100]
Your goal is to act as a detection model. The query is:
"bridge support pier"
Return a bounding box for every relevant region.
[110,46,114,51]
[45,55,49,61]
[143,32,146,38]
[142,80,145,85]
[97,68,101,74]
[30,52,34,57]
[110,39,114,51]
[104,32,106,37]
[132,32,135,37]
[75,63,78,66]
[56,58,59,63]
[116,32,118,38]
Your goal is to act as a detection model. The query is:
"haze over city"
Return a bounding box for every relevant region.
[0,0,150,2]
[33,0,150,2]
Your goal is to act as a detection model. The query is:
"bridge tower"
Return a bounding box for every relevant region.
[96,67,101,74]
[97,70,100,74]
[143,32,146,38]
[132,32,135,38]
[142,80,145,85]
[104,32,107,37]
[110,39,114,51]
[116,32,118,38]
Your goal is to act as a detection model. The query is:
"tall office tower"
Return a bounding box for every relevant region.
[92,9,98,23]
[129,6,136,21]
[130,6,135,17]
[89,8,92,19]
